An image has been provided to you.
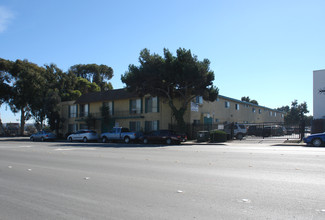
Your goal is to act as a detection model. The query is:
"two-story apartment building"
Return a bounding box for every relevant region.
[59,89,284,135]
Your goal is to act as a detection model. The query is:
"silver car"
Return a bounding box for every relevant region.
[67,130,98,142]
[30,131,56,142]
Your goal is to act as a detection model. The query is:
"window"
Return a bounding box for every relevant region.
[269,111,273,116]
[193,120,200,125]
[80,124,88,130]
[69,105,77,118]
[235,104,240,110]
[274,112,277,117]
[145,120,159,132]
[145,97,159,113]
[259,109,262,114]
[68,124,78,132]
[103,101,114,115]
[225,101,230,108]
[252,108,256,113]
[129,121,141,132]
[195,96,203,105]
[79,104,89,117]
[130,99,142,114]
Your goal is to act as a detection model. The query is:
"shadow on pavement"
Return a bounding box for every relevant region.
[52,141,226,148]
[0,137,30,142]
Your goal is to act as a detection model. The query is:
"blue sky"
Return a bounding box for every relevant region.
[1,0,324,123]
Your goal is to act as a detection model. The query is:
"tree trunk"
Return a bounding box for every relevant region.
[20,108,25,136]
[168,100,187,132]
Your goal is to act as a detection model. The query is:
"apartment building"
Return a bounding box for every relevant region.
[59,89,284,135]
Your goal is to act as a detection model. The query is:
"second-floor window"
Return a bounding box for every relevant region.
[79,104,89,117]
[225,101,230,108]
[130,99,142,114]
[69,105,77,118]
[103,101,114,115]
[195,96,203,105]
[145,97,159,113]
[235,104,240,110]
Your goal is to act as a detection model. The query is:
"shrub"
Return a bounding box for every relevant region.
[210,130,227,143]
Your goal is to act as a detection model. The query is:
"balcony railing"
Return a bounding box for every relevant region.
[74,111,144,120]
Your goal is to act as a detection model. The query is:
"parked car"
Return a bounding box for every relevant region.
[303,132,325,147]
[100,127,140,143]
[139,130,183,144]
[224,123,247,139]
[30,131,56,142]
[247,125,286,137]
[285,127,294,135]
[67,130,99,142]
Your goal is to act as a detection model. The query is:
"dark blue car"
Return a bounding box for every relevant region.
[303,132,325,147]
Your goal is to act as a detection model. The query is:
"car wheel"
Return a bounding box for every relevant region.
[102,136,108,143]
[312,138,322,147]
[124,136,130,144]
[41,137,44,142]
[143,138,148,144]
[83,137,88,143]
[69,137,73,142]
[166,138,172,145]
[236,133,243,140]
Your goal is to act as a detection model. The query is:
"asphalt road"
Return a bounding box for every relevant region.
[0,139,325,220]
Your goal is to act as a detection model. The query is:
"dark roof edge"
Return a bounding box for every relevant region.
[218,95,284,113]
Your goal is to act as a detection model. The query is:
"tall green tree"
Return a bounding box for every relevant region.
[69,64,113,91]
[277,100,309,125]
[1,59,47,135]
[42,64,100,133]
[121,48,219,131]
[0,58,13,105]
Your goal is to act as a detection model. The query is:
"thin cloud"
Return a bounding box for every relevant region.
[0,6,14,33]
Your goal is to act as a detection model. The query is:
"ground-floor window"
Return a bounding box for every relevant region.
[80,124,88,130]
[145,120,159,132]
[129,121,141,132]
[68,124,78,133]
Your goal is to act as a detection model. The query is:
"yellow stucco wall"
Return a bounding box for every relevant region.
[59,94,284,136]
[189,96,284,124]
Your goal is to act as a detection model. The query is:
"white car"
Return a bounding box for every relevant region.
[67,130,99,142]
[224,123,247,140]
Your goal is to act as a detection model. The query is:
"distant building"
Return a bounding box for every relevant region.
[313,69,325,119]
[58,89,284,136]
[312,69,325,133]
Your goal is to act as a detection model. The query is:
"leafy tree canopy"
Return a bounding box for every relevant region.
[277,100,309,125]
[0,59,47,134]
[0,58,13,105]
[0,59,108,134]
[121,48,219,130]
[69,64,113,91]
[241,96,258,105]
